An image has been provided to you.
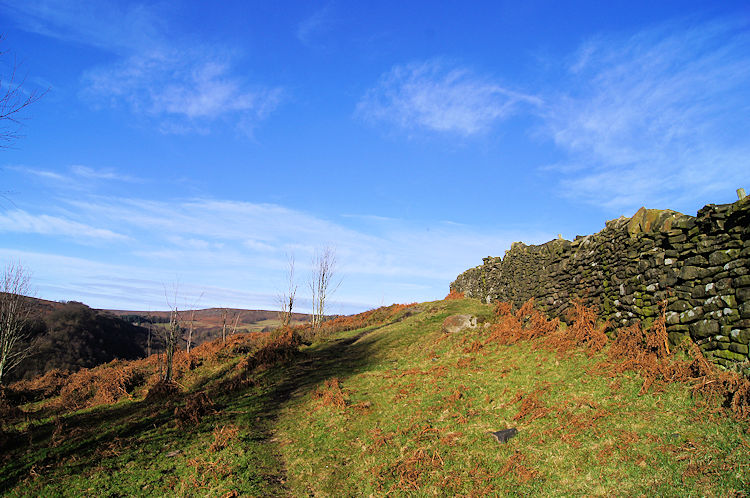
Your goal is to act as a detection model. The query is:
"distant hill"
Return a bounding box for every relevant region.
[106,307,312,348]
[5,298,314,383]
[8,299,152,382]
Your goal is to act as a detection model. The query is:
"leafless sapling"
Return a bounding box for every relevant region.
[221,308,228,342]
[278,253,297,327]
[308,247,341,331]
[0,261,33,384]
[163,285,182,382]
[184,292,203,354]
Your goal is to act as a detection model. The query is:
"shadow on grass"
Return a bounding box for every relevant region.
[0,325,389,494]
[1,392,186,491]
[264,328,382,408]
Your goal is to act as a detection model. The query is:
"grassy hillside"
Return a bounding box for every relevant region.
[1,297,748,496]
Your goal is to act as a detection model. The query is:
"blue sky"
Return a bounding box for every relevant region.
[1,1,749,313]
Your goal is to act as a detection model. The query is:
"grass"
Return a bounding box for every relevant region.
[1,297,748,496]
[2,367,286,496]
[276,298,750,496]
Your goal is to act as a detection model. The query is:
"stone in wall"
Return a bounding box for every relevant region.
[451,197,750,374]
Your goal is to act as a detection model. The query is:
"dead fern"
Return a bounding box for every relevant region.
[312,378,348,410]
[485,299,559,346]
[174,391,215,427]
[208,424,240,452]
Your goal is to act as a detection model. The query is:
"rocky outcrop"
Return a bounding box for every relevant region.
[451,198,750,373]
[442,314,478,334]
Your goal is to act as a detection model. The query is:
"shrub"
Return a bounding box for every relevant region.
[485,299,558,345]
[540,299,607,354]
[444,290,464,300]
[243,326,302,371]
[0,395,23,425]
[174,391,215,427]
[145,379,181,401]
[56,360,145,410]
[567,298,608,353]
[7,368,70,404]
[601,301,750,417]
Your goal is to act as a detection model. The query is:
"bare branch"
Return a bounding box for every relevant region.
[0,36,47,149]
[0,261,34,384]
[221,307,229,342]
[278,253,297,327]
[182,291,204,355]
[162,283,182,382]
[308,247,341,331]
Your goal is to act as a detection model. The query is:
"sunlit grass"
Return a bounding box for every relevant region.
[277,298,750,496]
[2,297,748,496]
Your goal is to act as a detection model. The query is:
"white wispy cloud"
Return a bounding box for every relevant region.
[0,247,235,311]
[71,165,139,182]
[64,196,529,282]
[297,5,336,46]
[357,59,541,136]
[2,0,283,135]
[1,190,549,311]
[0,0,164,54]
[10,164,139,185]
[7,165,66,182]
[0,209,129,241]
[542,19,750,211]
[82,52,283,132]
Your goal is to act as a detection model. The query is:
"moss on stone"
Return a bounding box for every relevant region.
[714,349,748,362]
[729,343,749,355]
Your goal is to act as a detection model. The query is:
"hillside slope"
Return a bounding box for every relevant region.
[7,300,151,382]
[1,298,748,496]
[108,307,312,347]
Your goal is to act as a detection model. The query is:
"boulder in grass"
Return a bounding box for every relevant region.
[442,314,478,334]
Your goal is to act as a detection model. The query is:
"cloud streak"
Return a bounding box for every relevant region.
[2,0,283,135]
[297,5,336,46]
[0,209,129,241]
[70,165,139,182]
[0,0,164,54]
[357,59,541,136]
[81,51,283,133]
[1,190,549,312]
[541,19,750,211]
[10,164,140,186]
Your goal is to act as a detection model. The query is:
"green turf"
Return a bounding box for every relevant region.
[2,298,748,496]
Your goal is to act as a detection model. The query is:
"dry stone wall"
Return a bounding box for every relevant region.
[451,197,750,373]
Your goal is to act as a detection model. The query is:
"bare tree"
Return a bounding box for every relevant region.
[309,247,341,330]
[278,253,297,327]
[163,285,182,382]
[0,261,33,384]
[231,312,241,335]
[184,292,203,354]
[221,308,229,342]
[1,37,46,148]
[146,319,153,357]
[185,309,197,354]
